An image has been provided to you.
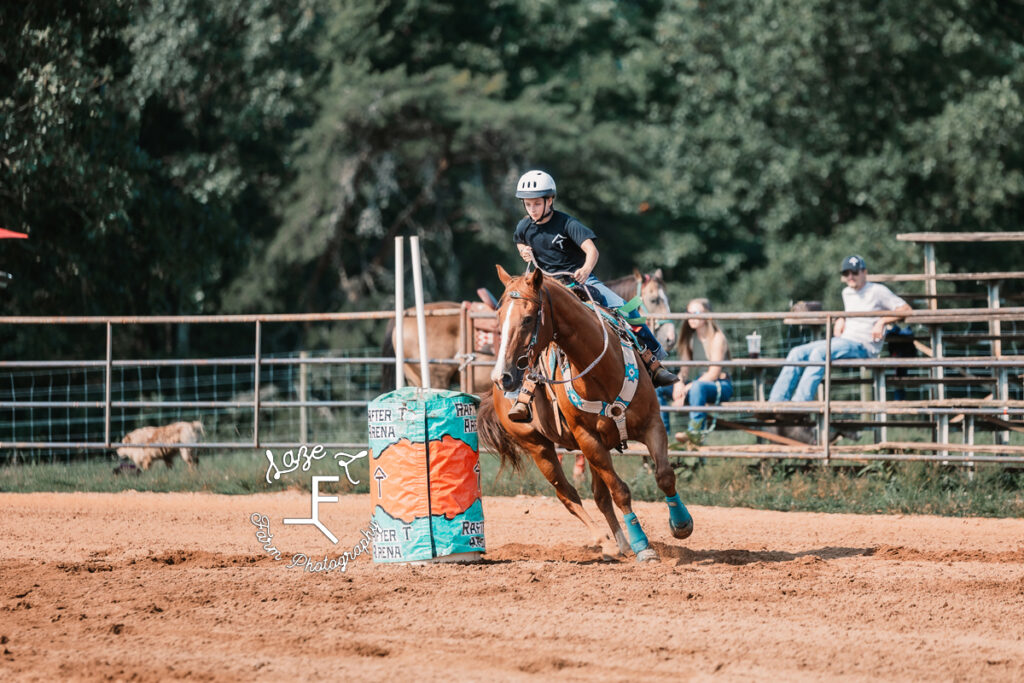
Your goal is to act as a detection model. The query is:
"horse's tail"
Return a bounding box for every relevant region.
[477,391,526,474]
[380,318,397,392]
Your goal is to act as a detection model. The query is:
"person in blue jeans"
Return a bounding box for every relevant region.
[769,255,911,403]
[656,384,674,433]
[672,298,734,443]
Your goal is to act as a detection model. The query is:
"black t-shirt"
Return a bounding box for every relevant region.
[513,210,597,274]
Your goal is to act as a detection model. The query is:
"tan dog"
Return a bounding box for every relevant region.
[116,420,204,471]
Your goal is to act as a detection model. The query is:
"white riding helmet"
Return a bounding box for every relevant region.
[515,170,556,198]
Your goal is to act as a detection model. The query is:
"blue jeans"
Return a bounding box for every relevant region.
[687,378,734,427]
[582,275,667,360]
[769,338,871,402]
[656,384,673,432]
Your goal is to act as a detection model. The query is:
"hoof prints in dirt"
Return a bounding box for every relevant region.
[519,656,584,674]
[56,561,114,574]
[865,545,1024,564]
[142,550,271,568]
[485,543,625,564]
[342,642,390,658]
[54,551,272,574]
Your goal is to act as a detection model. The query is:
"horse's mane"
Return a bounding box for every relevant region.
[500,271,576,306]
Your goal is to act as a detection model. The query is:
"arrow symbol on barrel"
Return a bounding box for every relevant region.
[474,463,481,494]
[373,466,388,497]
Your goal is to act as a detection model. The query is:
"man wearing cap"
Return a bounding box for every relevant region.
[768,255,912,404]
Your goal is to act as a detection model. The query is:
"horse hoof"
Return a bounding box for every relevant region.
[635,548,659,563]
[670,518,694,540]
[614,529,631,555]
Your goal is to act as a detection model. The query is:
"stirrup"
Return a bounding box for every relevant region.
[507,401,532,422]
[652,367,678,387]
[640,348,678,387]
[508,377,538,423]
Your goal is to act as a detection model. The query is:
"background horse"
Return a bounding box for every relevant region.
[379,270,674,394]
[477,265,693,562]
[605,268,676,352]
[380,301,495,392]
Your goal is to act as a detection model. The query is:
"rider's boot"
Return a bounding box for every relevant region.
[507,376,538,423]
[640,348,679,387]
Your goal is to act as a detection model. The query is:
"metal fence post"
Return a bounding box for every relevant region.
[104,322,113,448]
[299,350,309,445]
[254,320,262,448]
[823,315,832,465]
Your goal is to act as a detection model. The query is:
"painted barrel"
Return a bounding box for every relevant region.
[368,387,484,563]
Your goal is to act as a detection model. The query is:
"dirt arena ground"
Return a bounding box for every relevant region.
[2,491,1023,681]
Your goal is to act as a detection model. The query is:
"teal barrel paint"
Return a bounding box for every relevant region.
[368,387,484,563]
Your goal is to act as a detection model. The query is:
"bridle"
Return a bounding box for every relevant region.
[503,288,551,374]
[502,263,612,385]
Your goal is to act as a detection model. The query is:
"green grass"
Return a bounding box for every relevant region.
[0,450,368,495]
[652,458,1024,517]
[2,447,1023,518]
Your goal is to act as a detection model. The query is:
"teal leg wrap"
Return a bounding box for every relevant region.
[666,493,694,538]
[622,512,650,553]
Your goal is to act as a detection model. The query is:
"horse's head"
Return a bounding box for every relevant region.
[490,265,552,393]
[637,268,676,351]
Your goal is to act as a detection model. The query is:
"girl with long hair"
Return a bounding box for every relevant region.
[672,298,734,442]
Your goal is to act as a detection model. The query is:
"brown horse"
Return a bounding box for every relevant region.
[477,265,693,562]
[607,268,676,353]
[381,301,495,391]
[380,270,675,394]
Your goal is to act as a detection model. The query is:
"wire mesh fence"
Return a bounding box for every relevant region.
[0,348,388,465]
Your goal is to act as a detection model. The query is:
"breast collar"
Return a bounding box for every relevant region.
[549,336,640,444]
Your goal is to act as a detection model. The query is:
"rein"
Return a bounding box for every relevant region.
[519,261,611,385]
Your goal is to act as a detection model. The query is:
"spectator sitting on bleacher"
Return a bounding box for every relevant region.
[672,297,733,444]
[769,255,912,405]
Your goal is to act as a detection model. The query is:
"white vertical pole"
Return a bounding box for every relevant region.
[924,243,937,311]
[410,235,431,389]
[299,350,309,444]
[394,237,405,390]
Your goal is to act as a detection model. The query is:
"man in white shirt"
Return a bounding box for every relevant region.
[769,255,912,403]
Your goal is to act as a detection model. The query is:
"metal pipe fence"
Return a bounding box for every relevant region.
[2,307,1024,465]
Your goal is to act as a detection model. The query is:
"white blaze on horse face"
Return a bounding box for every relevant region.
[490,303,516,383]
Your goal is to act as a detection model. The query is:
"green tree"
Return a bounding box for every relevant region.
[1,0,319,356]
[224,0,672,348]
[640,0,1024,310]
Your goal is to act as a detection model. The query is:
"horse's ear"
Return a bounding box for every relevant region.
[633,267,642,280]
[653,268,663,280]
[526,266,543,290]
[496,264,512,285]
